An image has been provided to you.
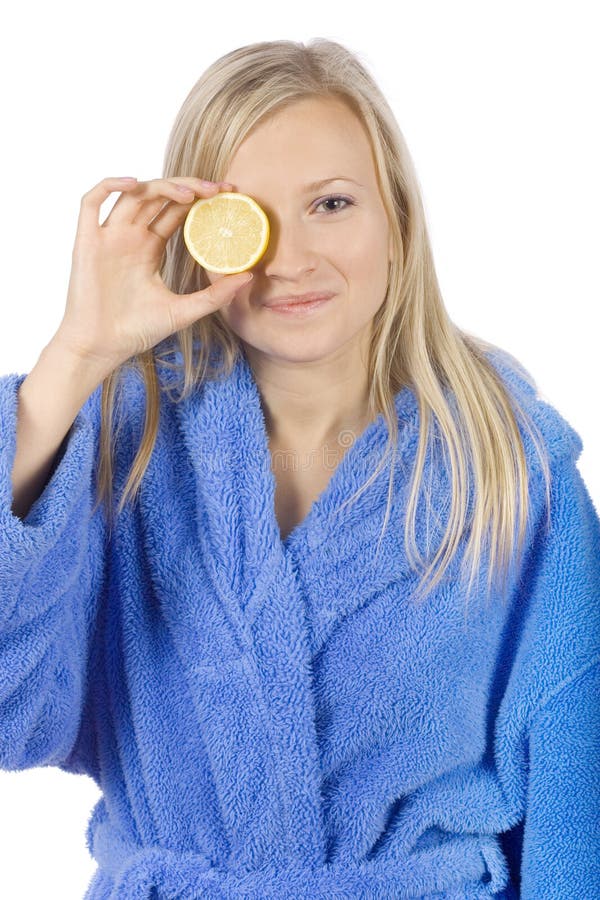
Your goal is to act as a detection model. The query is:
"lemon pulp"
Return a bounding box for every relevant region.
[183,192,270,274]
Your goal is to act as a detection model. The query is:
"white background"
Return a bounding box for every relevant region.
[1,1,598,897]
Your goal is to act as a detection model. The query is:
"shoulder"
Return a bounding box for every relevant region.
[481,345,584,470]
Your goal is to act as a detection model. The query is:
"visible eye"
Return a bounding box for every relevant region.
[313,194,355,214]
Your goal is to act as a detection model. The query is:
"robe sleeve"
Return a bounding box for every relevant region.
[520,450,600,897]
[522,660,600,898]
[0,372,107,772]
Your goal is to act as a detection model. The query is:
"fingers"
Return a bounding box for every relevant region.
[145,178,233,241]
[132,182,201,229]
[77,176,235,240]
[101,177,195,228]
[77,177,141,238]
[142,179,229,241]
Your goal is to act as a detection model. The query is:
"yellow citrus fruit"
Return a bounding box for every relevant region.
[183,191,270,274]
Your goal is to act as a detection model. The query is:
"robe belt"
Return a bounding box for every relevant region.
[90,820,510,899]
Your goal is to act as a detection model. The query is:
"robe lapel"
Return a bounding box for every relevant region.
[134,351,331,874]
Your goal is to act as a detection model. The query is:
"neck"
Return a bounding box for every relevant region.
[243,344,374,450]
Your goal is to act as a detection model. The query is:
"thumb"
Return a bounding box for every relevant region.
[172,271,253,329]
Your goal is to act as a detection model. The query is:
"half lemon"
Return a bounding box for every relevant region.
[183,191,270,274]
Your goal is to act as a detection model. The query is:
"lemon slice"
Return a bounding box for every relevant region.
[183,191,270,274]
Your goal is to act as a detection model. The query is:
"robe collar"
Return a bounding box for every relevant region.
[175,347,420,550]
[165,348,423,647]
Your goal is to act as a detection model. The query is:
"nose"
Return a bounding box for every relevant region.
[258,213,319,281]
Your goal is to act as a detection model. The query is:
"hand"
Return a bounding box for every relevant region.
[54,176,252,375]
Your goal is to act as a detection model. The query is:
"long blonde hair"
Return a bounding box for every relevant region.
[94,38,551,612]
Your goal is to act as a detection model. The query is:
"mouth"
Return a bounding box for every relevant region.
[262,292,336,315]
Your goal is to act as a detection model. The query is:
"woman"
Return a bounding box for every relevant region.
[1,39,598,899]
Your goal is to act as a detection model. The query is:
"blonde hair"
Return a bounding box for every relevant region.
[94,38,551,614]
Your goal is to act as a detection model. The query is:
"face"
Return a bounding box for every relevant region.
[205,96,393,366]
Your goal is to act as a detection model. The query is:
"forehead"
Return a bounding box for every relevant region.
[227,97,376,181]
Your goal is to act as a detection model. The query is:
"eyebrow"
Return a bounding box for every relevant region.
[303,176,364,192]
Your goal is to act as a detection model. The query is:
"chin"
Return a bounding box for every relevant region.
[248,338,347,366]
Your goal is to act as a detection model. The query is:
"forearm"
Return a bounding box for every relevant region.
[10,337,108,520]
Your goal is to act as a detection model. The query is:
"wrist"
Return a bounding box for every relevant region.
[42,334,115,386]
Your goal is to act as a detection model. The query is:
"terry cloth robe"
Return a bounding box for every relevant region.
[0,346,599,900]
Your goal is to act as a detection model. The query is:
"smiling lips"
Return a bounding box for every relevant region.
[263,291,336,308]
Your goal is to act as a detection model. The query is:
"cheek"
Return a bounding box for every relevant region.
[345,240,388,290]
[345,235,390,318]
[335,216,388,276]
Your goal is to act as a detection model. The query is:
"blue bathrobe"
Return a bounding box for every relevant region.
[0,346,598,899]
